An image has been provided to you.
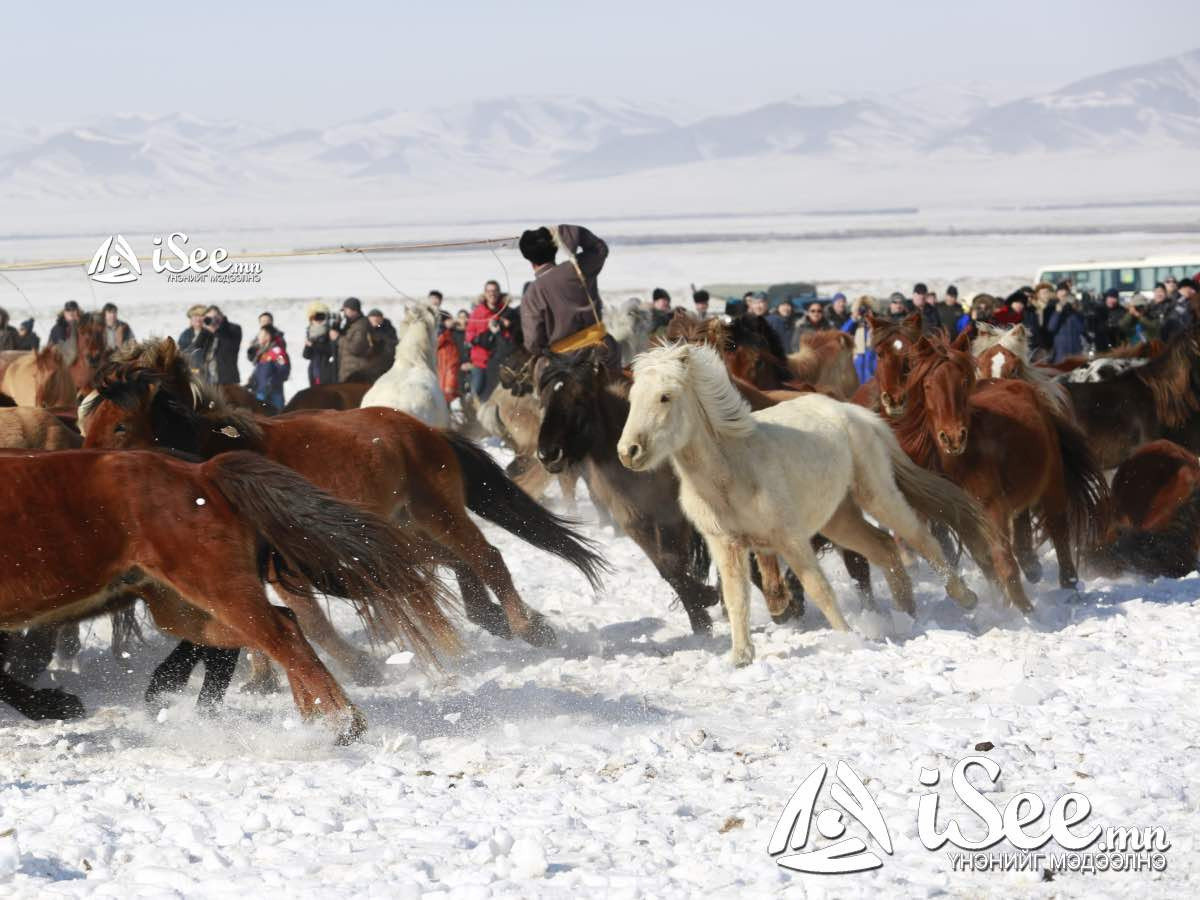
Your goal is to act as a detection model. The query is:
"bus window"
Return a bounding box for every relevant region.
[1119,269,1137,290]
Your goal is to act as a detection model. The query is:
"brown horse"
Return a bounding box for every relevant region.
[1042,339,1166,375]
[0,348,77,408]
[1089,439,1200,578]
[81,338,605,667]
[0,448,458,739]
[866,312,922,417]
[893,333,1108,610]
[787,331,859,399]
[283,381,371,412]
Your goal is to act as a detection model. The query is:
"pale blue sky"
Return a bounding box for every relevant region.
[4,0,1196,127]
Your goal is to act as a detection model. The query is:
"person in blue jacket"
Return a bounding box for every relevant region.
[841,295,877,382]
[246,324,290,411]
[1046,296,1088,363]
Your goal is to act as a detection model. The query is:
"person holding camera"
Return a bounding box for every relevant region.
[1046,291,1086,363]
[331,297,372,383]
[190,305,242,385]
[302,301,338,386]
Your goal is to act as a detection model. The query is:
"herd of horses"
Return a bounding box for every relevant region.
[1,301,1199,743]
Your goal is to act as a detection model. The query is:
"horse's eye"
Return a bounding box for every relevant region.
[114,423,126,434]
[660,393,671,403]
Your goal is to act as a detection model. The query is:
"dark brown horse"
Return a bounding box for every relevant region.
[1090,439,1200,578]
[893,333,1108,610]
[0,448,458,739]
[1064,327,1200,469]
[534,349,720,633]
[81,338,605,699]
[284,381,371,412]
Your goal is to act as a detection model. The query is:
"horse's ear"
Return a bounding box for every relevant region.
[588,343,606,374]
[903,312,921,330]
[914,335,933,356]
[1007,324,1027,344]
[951,330,971,352]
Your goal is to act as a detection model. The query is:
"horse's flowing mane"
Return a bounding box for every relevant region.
[393,305,438,371]
[891,336,959,468]
[90,337,263,442]
[635,342,755,438]
[1130,329,1200,429]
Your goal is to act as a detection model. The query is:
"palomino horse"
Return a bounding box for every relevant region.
[892,333,1108,610]
[0,348,77,408]
[0,448,458,740]
[82,339,604,670]
[1062,327,1200,469]
[0,406,81,451]
[534,349,720,634]
[1089,439,1200,578]
[971,324,1072,422]
[617,343,994,665]
[361,304,451,428]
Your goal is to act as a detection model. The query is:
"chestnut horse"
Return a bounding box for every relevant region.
[0,448,457,739]
[1089,440,1200,578]
[284,381,371,412]
[0,348,77,408]
[865,312,922,416]
[893,333,1108,610]
[81,339,604,674]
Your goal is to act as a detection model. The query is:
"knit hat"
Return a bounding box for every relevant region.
[305,300,331,319]
[19,319,33,332]
[652,288,671,302]
[342,297,362,312]
[187,304,207,318]
[367,308,384,318]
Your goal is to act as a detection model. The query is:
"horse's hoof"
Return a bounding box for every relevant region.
[730,646,755,668]
[26,688,85,721]
[1023,562,1044,584]
[771,596,801,625]
[335,707,368,746]
[240,671,282,695]
[468,603,513,639]
[947,579,978,610]
[687,609,714,635]
[517,614,558,648]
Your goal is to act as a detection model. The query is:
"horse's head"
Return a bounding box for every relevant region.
[73,312,110,389]
[81,337,210,453]
[536,348,605,473]
[618,343,697,471]
[872,312,922,417]
[33,346,76,409]
[976,343,1020,380]
[499,347,535,397]
[913,334,976,457]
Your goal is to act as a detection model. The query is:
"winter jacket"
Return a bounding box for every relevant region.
[247,338,290,411]
[1046,305,1087,363]
[916,303,942,335]
[437,330,462,403]
[246,329,286,364]
[765,312,796,353]
[937,302,964,335]
[365,318,399,381]
[466,300,509,370]
[190,320,243,385]
[1160,298,1193,343]
[302,322,338,386]
[520,224,608,356]
[1089,305,1127,353]
[48,316,77,364]
[841,317,876,382]
[103,320,135,350]
[336,314,372,383]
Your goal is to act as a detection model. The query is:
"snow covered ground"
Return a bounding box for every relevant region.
[0,469,1197,898]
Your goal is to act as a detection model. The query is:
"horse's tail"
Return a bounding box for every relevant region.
[886,441,1000,577]
[1049,409,1110,554]
[442,431,609,590]
[1089,488,1200,578]
[205,451,460,664]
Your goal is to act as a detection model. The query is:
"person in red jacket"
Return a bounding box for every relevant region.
[464,280,509,397]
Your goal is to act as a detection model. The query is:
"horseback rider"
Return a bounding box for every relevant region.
[518,224,620,369]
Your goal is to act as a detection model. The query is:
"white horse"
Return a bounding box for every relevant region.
[360,304,450,428]
[616,343,994,666]
[605,298,653,367]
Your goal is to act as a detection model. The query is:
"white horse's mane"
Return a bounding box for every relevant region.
[972,323,1071,420]
[394,304,438,371]
[634,342,755,438]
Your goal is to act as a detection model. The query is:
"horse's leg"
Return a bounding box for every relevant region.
[709,538,754,666]
[842,550,874,604]
[973,506,1033,613]
[625,520,716,634]
[1042,502,1081,592]
[197,647,242,712]
[820,502,912,615]
[145,640,206,703]
[557,471,579,517]
[5,627,56,682]
[855,479,980,611]
[273,586,383,687]
[414,503,556,648]
[241,652,283,695]
[777,536,850,631]
[454,562,512,638]
[54,623,81,671]
[0,633,85,721]
[142,583,365,742]
[755,553,794,622]
[1012,510,1043,583]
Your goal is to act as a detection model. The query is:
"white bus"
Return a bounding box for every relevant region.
[1036,256,1200,296]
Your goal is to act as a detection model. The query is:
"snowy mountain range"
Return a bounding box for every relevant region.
[1,49,1196,208]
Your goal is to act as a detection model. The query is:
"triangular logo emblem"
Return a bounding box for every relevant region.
[87,234,142,284]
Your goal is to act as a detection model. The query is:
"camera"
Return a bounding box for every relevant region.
[313,312,328,322]
[202,315,215,326]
